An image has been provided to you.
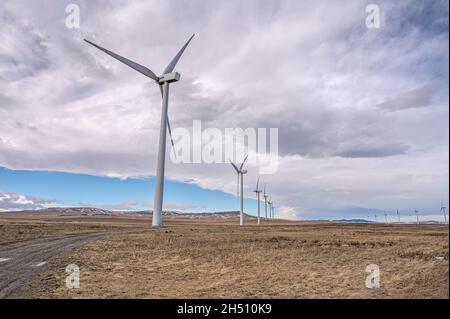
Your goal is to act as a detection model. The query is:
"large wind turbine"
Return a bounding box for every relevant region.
[230,155,248,226]
[84,34,195,227]
[384,212,388,223]
[440,201,447,224]
[253,177,262,225]
[396,209,401,223]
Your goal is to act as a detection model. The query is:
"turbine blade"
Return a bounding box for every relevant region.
[230,161,239,173]
[239,155,248,171]
[256,176,260,190]
[163,34,195,74]
[166,115,176,158]
[84,39,158,81]
[159,83,176,158]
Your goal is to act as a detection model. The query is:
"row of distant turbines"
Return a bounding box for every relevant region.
[230,155,276,226]
[85,34,274,227]
[83,35,447,228]
[365,202,448,224]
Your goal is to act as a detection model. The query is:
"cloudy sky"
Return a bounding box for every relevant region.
[0,0,448,220]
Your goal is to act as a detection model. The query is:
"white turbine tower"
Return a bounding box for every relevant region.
[268,197,273,219]
[440,201,447,224]
[384,212,388,223]
[230,155,248,226]
[84,34,195,227]
[415,209,420,225]
[263,184,268,220]
[253,177,262,225]
[397,209,401,223]
[271,201,275,219]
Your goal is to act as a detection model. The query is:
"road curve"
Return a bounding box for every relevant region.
[0,232,104,298]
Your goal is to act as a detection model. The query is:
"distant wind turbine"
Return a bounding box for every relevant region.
[268,197,272,219]
[415,209,420,225]
[374,214,377,223]
[271,201,275,219]
[253,177,262,225]
[270,198,275,219]
[230,155,248,226]
[384,212,388,223]
[440,201,447,224]
[263,184,269,220]
[397,209,401,223]
[84,34,195,227]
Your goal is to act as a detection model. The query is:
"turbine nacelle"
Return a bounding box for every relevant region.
[158,72,181,84]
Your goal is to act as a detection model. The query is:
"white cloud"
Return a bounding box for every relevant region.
[0,192,61,211]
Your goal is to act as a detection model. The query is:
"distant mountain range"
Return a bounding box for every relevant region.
[1,208,445,224]
[1,207,257,220]
[333,219,370,223]
[333,218,445,224]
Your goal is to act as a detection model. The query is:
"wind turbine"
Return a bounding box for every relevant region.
[367,215,370,223]
[84,34,195,227]
[263,184,269,220]
[374,214,377,223]
[230,155,248,226]
[415,209,420,225]
[384,212,388,223]
[270,198,275,219]
[440,201,447,224]
[269,197,272,219]
[397,209,401,223]
[271,201,275,219]
[253,177,262,225]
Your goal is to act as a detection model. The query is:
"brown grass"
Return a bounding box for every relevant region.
[22,221,448,299]
[0,221,129,245]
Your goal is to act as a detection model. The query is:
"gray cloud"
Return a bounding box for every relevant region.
[334,143,409,158]
[378,82,443,112]
[0,93,16,109]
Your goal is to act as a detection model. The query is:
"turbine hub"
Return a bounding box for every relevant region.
[158,72,180,83]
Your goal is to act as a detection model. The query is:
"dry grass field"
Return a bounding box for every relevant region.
[2,211,445,299]
[0,221,129,245]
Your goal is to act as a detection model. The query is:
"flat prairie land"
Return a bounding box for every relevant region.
[0,212,448,299]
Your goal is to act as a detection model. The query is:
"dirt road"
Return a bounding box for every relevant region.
[0,232,104,298]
